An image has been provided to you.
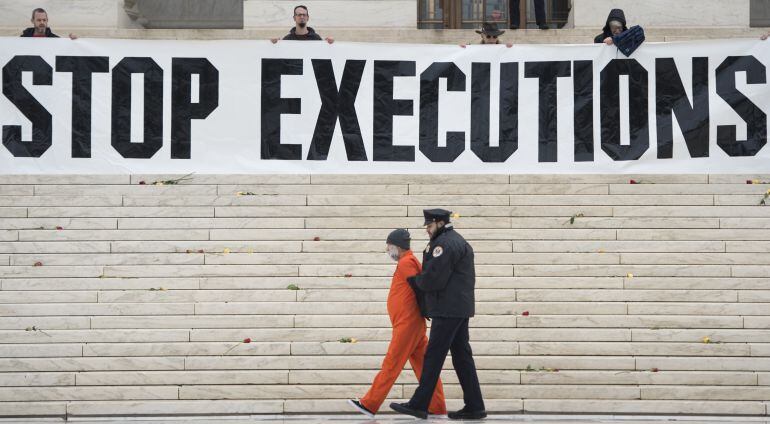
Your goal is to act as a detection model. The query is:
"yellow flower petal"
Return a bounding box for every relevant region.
[350,338,358,343]
[626,273,634,278]
[753,179,760,184]
[702,336,711,344]
[223,248,231,254]
[597,249,605,253]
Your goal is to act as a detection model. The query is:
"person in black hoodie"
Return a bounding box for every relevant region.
[270,5,333,44]
[20,8,76,39]
[594,8,628,44]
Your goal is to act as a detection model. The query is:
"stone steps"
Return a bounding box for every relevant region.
[0,174,768,417]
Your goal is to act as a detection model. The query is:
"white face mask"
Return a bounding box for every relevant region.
[387,245,400,262]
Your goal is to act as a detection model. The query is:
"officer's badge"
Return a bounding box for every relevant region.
[433,246,443,257]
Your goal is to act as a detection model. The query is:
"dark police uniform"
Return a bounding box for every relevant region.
[400,209,485,418]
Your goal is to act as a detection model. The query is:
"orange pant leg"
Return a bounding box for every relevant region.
[409,333,447,415]
[360,323,422,413]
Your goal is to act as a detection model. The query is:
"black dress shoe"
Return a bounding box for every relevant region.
[448,407,487,420]
[510,25,519,30]
[390,402,428,419]
[538,24,550,30]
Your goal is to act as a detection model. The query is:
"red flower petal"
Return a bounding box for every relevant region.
[197,249,204,253]
[746,180,753,184]
[55,226,63,230]
[344,273,353,278]
[313,236,321,241]
[139,181,146,185]
[243,338,252,343]
[651,367,659,372]
[629,179,637,184]
[33,261,42,267]
[522,311,530,316]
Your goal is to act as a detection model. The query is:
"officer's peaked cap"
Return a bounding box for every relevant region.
[423,208,452,226]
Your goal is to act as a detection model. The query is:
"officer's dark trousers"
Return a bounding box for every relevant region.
[409,317,485,412]
[510,0,547,26]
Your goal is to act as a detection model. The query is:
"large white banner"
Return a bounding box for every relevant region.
[0,37,768,174]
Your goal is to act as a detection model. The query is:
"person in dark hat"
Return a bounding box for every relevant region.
[390,210,486,420]
[348,229,447,418]
[476,22,505,44]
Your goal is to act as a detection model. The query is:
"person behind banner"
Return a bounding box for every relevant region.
[270,5,333,44]
[594,8,628,45]
[460,22,512,48]
[348,229,447,418]
[390,209,486,421]
[478,22,504,44]
[21,8,77,39]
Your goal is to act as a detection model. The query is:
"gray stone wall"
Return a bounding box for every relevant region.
[124,0,243,29]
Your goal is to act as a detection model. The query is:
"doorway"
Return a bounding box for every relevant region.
[418,0,570,29]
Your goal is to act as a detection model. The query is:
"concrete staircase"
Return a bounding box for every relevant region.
[0,173,768,418]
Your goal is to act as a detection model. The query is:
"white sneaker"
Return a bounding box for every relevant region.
[348,399,375,418]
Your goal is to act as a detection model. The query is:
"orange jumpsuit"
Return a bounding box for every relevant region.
[359,250,447,414]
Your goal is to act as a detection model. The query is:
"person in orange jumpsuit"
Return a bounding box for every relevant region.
[348,228,447,418]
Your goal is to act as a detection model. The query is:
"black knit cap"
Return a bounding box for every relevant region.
[422,208,452,226]
[386,228,411,250]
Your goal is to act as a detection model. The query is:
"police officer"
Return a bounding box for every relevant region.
[390,209,486,420]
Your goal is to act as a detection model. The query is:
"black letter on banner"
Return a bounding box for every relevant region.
[111,58,163,158]
[715,56,767,156]
[573,60,594,161]
[471,62,518,162]
[56,56,109,158]
[261,59,302,160]
[171,58,219,159]
[308,59,367,161]
[2,56,52,157]
[524,61,571,162]
[420,62,466,162]
[600,59,649,161]
[656,57,709,159]
[373,61,415,161]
